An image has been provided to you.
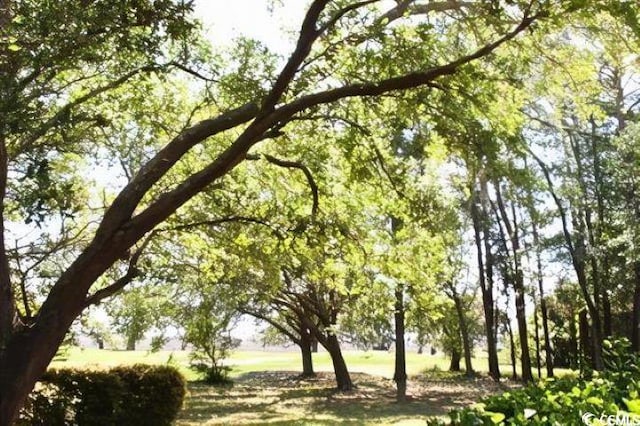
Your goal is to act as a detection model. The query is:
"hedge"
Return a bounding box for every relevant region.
[18,364,186,426]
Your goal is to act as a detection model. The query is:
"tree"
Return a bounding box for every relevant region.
[0,0,572,421]
[522,17,640,367]
[108,287,156,351]
[185,297,240,384]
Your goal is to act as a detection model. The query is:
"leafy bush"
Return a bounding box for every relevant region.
[111,364,186,425]
[429,338,640,425]
[19,364,185,426]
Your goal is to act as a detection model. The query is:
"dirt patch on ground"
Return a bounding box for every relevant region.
[177,371,516,425]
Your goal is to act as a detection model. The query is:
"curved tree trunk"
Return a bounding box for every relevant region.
[0,319,74,425]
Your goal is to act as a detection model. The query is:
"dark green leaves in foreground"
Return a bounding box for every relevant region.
[429,339,640,425]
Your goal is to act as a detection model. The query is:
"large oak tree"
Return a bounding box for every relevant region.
[0,0,585,422]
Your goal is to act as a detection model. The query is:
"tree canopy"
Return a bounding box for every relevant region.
[1,0,640,423]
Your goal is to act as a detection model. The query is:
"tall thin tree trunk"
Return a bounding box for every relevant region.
[471,185,499,381]
[531,152,603,370]
[507,318,517,380]
[579,309,591,374]
[451,286,474,377]
[532,295,542,379]
[568,308,579,370]
[495,186,533,383]
[531,219,553,377]
[602,290,612,338]
[393,283,407,402]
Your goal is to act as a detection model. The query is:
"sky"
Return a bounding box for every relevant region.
[194,1,307,54]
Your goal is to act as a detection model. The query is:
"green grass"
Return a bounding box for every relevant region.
[50,347,569,424]
[52,347,511,378]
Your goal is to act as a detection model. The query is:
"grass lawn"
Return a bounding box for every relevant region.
[51,347,559,424]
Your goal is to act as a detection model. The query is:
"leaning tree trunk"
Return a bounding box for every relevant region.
[393,283,407,401]
[325,334,352,391]
[531,151,603,370]
[0,313,79,425]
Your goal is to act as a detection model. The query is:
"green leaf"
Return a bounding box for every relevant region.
[624,399,640,414]
[586,397,604,407]
[486,411,505,424]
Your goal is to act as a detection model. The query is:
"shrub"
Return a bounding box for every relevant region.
[111,364,186,426]
[428,338,640,425]
[19,364,186,426]
[191,361,233,385]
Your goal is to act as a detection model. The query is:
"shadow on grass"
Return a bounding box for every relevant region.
[177,370,507,425]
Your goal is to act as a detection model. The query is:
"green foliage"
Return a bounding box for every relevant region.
[185,298,240,385]
[19,364,185,426]
[429,339,640,425]
[110,364,186,425]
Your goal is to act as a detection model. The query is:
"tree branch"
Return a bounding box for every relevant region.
[526,148,575,257]
[95,102,259,241]
[246,153,319,218]
[169,61,218,83]
[18,64,162,153]
[317,0,381,35]
[84,233,154,306]
[259,0,331,113]
[239,307,301,345]
[378,0,474,24]
[129,11,540,239]
[158,215,284,239]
